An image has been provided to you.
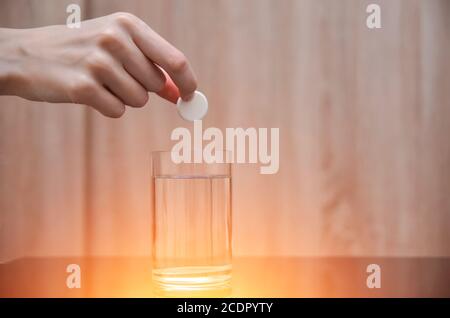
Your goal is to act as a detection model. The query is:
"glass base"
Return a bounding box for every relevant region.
[152,265,232,297]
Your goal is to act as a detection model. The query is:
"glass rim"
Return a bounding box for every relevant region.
[151,149,232,177]
[151,149,233,155]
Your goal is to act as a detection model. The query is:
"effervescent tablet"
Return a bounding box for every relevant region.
[176,91,208,121]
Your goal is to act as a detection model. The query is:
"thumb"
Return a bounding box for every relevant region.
[156,69,180,104]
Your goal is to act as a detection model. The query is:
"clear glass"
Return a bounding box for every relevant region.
[151,151,232,296]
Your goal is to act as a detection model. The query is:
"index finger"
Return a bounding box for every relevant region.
[128,18,197,100]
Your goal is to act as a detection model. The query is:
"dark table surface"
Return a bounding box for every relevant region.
[1,257,449,297]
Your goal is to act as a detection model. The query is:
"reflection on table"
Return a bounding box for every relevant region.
[1,257,449,297]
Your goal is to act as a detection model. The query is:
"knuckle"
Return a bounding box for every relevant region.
[131,90,149,108]
[112,12,137,28]
[86,52,110,74]
[167,52,188,74]
[97,28,124,50]
[108,105,126,118]
[70,76,97,100]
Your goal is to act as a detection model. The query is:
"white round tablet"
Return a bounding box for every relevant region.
[176,91,208,121]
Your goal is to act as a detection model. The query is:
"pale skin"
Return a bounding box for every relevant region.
[0,12,197,118]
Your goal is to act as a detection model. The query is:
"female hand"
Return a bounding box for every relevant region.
[0,12,197,117]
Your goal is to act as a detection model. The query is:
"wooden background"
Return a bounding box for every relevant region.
[0,0,449,261]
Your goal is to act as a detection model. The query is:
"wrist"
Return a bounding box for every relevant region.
[0,28,26,96]
[0,61,22,97]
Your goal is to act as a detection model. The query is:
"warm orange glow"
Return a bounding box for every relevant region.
[7,256,442,297]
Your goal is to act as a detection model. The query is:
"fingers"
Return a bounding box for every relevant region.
[70,12,197,118]
[121,14,198,100]
[83,50,149,108]
[125,52,166,94]
[109,36,167,94]
[101,64,149,108]
[68,75,125,118]
[156,69,180,104]
[91,89,126,118]
[95,14,185,104]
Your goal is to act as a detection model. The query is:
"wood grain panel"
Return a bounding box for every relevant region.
[0,0,449,260]
[0,0,87,261]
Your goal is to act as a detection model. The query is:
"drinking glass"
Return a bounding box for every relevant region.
[151,151,232,296]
